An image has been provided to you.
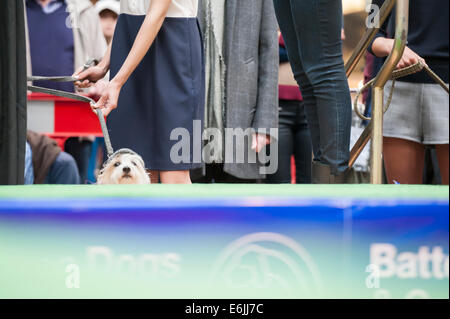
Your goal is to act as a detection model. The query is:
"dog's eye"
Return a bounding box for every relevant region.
[114,162,121,167]
[132,161,137,166]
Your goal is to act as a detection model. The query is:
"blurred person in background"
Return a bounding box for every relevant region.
[370,0,449,185]
[266,33,312,184]
[272,0,352,184]
[95,0,120,44]
[24,143,34,185]
[85,0,120,183]
[26,131,80,184]
[25,0,107,183]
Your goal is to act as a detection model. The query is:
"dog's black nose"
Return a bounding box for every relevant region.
[123,167,131,174]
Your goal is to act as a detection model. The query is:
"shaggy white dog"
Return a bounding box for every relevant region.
[97,149,150,185]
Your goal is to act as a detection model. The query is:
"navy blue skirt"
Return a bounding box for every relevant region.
[108,14,204,170]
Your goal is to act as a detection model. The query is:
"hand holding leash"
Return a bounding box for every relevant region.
[395,46,427,69]
[73,59,106,88]
[27,58,115,157]
[92,80,122,117]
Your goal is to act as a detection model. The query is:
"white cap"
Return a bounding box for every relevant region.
[95,0,120,16]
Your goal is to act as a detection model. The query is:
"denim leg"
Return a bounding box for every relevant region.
[44,152,80,184]
[274,0,352,175]
[291,0,351,174]
[294,103,313,184]
[266,101,295,184]
[65,138,93,184]
[273,0,322,161]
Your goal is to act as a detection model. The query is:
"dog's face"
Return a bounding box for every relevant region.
[97,153,150,185]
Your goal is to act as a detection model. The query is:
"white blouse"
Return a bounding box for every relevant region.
[120,0,198,18]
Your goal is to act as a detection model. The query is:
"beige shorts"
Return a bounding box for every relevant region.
[383,81,449,145]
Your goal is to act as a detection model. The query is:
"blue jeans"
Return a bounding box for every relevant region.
[44,152,80,184]
[273,0,351,174]
[65,138,93,184]
[266,100,312,184]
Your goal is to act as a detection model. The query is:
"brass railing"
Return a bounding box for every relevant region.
[345,0,409,184]
[345,0,397,77]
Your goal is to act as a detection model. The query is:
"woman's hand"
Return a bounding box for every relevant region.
[252,133,271,153]
[93,80,122,116]
[73,65,108,88]
[82,80,109,101]
[372,37,427,69]
[396,46,427,69]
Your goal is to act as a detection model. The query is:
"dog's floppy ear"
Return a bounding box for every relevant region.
[96,159,112,185]
[136,155,146,169]
[96,167,106,184]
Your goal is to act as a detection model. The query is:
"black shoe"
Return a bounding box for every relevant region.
[312,162,347,184]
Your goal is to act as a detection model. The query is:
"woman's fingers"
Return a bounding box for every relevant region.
[396,46,426,70]
[397,55,417,69]
[73,68,96,87]
[265,135,271,144]
[251,134,258,150]
[96,93,117,115]
[96,94,108,109]
[92,80,121,117]
[76,68,91,80]
[102,101,118,117]
[72,66,84,78]
[410,55,419,65]
[74,79,91,88]
[419,56,428,67]
[102,106,114,117]
[251,133,271,153]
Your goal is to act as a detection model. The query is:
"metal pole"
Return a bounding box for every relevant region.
[370,0,409,184]
[349,122,372,169]
[347,0,397,170]
[345,0,396,77]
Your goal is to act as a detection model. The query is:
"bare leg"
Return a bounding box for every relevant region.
[160,171,192,184]
[147,170,160,184]
[383,137,425,184]
[435,144,449,185]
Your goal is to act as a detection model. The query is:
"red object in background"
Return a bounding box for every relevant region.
[291,155,296,184]
[27,92,104,149]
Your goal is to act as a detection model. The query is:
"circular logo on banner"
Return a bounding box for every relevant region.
[210,232,323,297]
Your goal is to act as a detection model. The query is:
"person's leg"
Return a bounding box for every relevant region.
[266,101,295,184]
[272,0,321,162]
[44,152,80,184]
[423,147,435,184]
[147,170,160,184]
[436,144,449,185]
[382,80,423,184]
[210,164,257,184]
[64,138,93,184]
[289,0,352,175]
[191,165,218,183]
[422,83,449,185]
[422,147,442,185]
[160,170,192,184]
[383,137,425,184]
[293,102,312,184]
[429,147,443,185]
